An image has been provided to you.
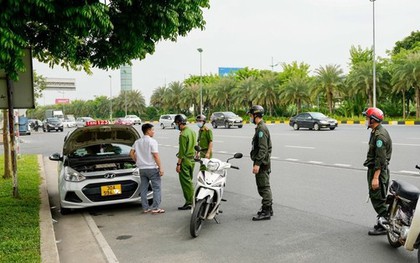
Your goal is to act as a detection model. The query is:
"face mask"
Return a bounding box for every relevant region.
[175,124,180,130]
[197,123,204,128]
[249,117,254,124]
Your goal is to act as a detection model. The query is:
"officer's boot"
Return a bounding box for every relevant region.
[257,206,274,216]
[252,206,271,221]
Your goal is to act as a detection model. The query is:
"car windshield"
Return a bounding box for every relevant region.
[69,143,130,158]
[311,112,327,119]
[47,118,61,124]
[224,112,237,117]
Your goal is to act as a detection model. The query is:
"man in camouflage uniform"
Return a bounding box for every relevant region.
[175,114,196,210]
[363,107,392,235]
[248,105,273,221]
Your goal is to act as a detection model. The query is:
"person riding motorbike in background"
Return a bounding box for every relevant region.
[195,114,213,171]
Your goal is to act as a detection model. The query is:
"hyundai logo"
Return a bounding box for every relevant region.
[104,173,116,179]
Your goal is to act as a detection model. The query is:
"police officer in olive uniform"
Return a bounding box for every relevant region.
[362,107,392,235]
[175,114,196,210]
[248,105,273,221]
[195,115,213,171]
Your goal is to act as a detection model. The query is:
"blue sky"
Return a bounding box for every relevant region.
[35,0,420,106]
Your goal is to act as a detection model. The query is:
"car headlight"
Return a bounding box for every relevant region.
[64,167,86,182]
[206,161,220,172]
[132,168,140,177]
[320,120,328,124]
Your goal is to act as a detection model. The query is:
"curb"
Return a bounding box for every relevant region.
[83,213,119,263]
[38,154,60,263]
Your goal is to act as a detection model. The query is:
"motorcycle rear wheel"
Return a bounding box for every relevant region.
[190,199,206,238]
[387,231,402,248]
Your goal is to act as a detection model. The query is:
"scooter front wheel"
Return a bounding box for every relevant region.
[190,199,206,238]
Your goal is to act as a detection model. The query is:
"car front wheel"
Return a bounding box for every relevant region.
[161,123,165,129]
[293,123,299,130]
[329,127,336,130]
[212,122,217,128]
[314,123,320,131]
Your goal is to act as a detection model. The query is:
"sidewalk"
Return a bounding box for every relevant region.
[39,155,118,263]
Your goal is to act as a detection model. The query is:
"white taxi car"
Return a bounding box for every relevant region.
[49,122,152,214]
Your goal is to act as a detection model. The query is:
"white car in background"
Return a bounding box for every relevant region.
[48,124,152,214]
[75,117,95,127]
[124,115,142,125]
[159,114,187,129]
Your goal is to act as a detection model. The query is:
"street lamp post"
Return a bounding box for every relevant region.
[370,0,376,107]
[197,48,203,116]
[269,56,279,71]
[108,75,112,121]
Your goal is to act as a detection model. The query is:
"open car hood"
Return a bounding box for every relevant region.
[63,125,140,155]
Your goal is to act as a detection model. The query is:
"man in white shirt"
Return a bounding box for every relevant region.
[130,123,165,214]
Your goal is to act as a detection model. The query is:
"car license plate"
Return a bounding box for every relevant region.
[101,184,122,196]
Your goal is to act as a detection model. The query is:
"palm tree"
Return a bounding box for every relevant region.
[150,86,167,110]
[232,76,259,111]
[114,90,146,116]
[181,83,200,115]
[346,61,380,107]
[251,72,280,116]
[391,51,420,118]
[279,76,311,114]
[313,64,344,114]
[166,81,184,113]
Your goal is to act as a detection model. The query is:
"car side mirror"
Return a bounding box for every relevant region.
[49,153,62,161]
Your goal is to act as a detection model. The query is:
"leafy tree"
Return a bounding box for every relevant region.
[1,0,210,79]
[348,45,372,69]
[392,31,420,55]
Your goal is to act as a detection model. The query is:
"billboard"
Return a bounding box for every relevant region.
[45,78,76,90]
[55,98,70,104]
[218,67,243,77]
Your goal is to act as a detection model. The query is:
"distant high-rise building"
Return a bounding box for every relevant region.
[120,65,132,91]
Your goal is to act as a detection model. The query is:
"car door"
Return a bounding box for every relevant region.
[301,113,314,128]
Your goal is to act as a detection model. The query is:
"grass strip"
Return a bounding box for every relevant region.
[0,155,40,263]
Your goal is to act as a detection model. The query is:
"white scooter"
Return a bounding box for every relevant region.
[190,147,243,238]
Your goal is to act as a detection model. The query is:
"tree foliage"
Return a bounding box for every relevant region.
[0,0,210,79]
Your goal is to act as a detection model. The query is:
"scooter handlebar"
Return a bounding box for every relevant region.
[416,165,420,170]
[230,165,239,170]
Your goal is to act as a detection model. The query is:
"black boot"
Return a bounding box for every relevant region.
[253,207,271,221]
[257,206,274,216]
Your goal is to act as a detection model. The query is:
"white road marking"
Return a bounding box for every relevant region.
[285,145,315,149]
[334,163,351,167]
[218,151,228,154]
[400,170,419,175]
[270,156,280,160]
[309,161,323,164]
[286,158,299,161]
[393,143,420,147]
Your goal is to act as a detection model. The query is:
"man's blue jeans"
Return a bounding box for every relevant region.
[139,168,161,210]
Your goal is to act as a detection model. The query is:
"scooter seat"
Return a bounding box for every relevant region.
[390,180,420,201]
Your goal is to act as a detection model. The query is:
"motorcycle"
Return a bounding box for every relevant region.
[190,147,243,238]
[379,165,420,262]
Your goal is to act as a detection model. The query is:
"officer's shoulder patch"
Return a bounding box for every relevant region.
[376,139,383,148]
[258,131,264,138]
